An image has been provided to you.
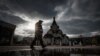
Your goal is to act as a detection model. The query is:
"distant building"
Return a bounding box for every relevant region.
[0,20,16,45]
[43,17,69,46]
[21,37,34,45]
[69,35,100,46]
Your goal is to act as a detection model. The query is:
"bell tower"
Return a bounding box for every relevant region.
[50,17,59,29]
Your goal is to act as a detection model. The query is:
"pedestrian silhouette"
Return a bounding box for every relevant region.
[30,20,46,49]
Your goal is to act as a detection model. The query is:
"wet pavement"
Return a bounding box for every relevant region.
[0,47,100,56]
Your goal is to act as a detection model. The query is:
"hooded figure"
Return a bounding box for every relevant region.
[30,20,45,49]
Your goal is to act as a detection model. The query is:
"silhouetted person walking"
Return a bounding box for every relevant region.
[30,20,45,49]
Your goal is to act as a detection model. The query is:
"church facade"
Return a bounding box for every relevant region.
[43,17,69,46]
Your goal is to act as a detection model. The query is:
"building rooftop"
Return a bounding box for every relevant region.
[0,20,16,29]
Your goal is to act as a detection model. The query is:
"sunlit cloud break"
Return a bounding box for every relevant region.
[14,13,38,37]
[14,13,52,37]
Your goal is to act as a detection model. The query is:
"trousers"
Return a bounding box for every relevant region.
[30,34,45,47]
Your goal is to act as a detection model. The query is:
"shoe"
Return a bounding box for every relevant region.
[42,45,46,48]
[30,45,34,50]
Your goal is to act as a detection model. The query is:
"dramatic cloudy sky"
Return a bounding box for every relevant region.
[0,0,100,38]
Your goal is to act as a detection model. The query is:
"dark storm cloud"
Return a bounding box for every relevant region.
[0,0,25,25]
[64,0,100,19]
[0,4,9,11]
[58,19,100,35]
[0,12,25,25]
[54,0,100,36]
[68,1,99,15]
[0,0,100,37]
[5,0,67,18]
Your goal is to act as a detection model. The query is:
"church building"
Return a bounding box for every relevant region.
[43,17,69,46]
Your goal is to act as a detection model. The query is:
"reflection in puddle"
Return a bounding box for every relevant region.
[0,48,100,56]
[30,48,70,56]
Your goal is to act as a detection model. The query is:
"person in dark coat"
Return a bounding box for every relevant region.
[30,20,46,49]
